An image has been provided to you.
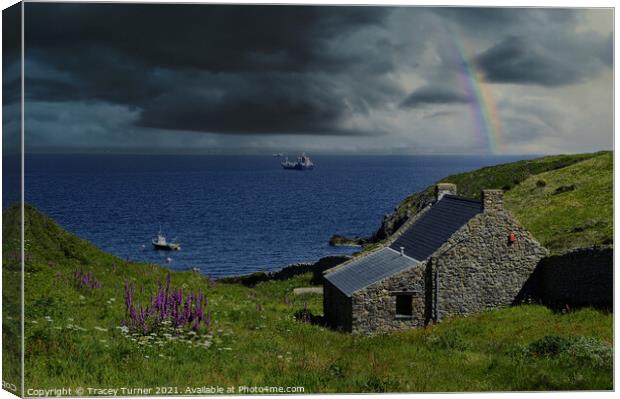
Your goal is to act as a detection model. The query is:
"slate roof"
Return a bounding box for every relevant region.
[324,247,417,297]
[389,195,481,260]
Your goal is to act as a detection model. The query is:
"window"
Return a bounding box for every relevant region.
[395,295,413,318]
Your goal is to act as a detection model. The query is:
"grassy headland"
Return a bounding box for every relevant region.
[2,151,614,393]
[369,151,612,255]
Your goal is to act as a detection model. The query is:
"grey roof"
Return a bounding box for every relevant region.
[390,194,481,260]
[324,247,417,297]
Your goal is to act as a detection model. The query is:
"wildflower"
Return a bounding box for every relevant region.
[121,273,211,336]
[73,270,102,289]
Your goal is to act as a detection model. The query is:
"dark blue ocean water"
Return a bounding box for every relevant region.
[14,154,531,277]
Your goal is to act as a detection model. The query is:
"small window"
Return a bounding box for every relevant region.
[395,295,413,318]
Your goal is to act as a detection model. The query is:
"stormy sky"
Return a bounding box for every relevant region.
[7,3,614,154]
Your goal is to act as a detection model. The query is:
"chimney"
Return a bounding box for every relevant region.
[435,183,457,201]
[482,189,504,213]
[400,246,405,256]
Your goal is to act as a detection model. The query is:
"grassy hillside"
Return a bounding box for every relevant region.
[371,151,612,255]
[2,202,613,393]
[505,152,613,254]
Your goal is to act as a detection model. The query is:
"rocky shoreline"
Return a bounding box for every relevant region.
[217,255,350,287]
[328,234,368,247]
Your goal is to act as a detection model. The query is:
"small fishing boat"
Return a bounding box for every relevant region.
[152,231,181,251]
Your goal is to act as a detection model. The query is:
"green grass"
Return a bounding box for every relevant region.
[2,202,22,395]
[371,151,612,255]
[2,201,614,393]
[505,152,613,254]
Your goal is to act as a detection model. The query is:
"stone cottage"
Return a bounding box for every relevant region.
[323,183,548,334]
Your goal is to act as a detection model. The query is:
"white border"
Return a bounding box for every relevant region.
[0,2,616,399]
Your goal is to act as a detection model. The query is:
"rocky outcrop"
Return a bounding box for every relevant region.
[219,255,350,287]
[328,235,367,247]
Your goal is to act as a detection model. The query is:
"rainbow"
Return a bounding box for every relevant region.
[443,28,504,153]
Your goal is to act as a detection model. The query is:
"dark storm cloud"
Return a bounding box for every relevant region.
[400,85,469,108]
[23,3,395,135]
[436,7,579,33]
[476,36,580,86]
[139,74,369,135]
[2,3,22,107]
[476,34,611,87]
[18,4,614,153]
[25,4,390,73]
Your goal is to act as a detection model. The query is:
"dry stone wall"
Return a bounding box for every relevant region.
[537,246,612,308]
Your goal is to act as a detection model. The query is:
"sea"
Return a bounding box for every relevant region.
[5,154,533,277]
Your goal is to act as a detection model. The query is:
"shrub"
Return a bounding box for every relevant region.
[553,184,576,195]
[525,335,612,368]
[527,336,571,357]
[562,336,613,368]
[536,179,547,188]
[294,303,313,323]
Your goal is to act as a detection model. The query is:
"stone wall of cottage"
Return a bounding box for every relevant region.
[350,261,427,334]
[431,210,548,321]
[537,246,613,308]
[323,280,352,332]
